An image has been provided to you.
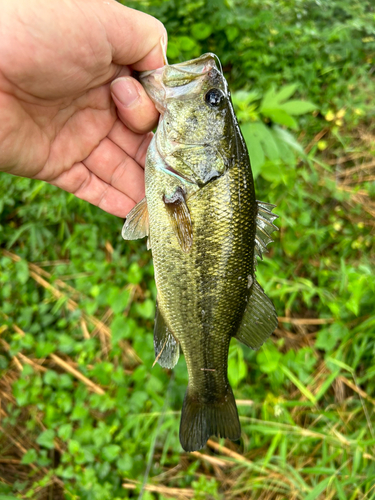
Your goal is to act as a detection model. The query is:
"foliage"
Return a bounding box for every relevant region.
[1,0,375,499]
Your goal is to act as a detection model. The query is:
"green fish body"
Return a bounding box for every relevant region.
[122,54,278,452]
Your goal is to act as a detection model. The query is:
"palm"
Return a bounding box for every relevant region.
[0,0,165,217]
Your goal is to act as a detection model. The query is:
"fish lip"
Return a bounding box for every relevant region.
[139,53,223,111]
[139,52,222,79]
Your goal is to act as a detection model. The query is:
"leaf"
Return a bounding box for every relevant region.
[256,348,281,373]
[178,36,197,51]
[273,84,298,103]
[35,341,55,358]
[241,122,280,176]
[304,477,331,500]
[260,84,297,111]
[280,100,318,115]
[167,41,179,59]
[57,423,73,441]
[273,126,305,155]
[225,25,239,42]
[191,23,212,40]
[102,444,121,462]
[260,87,278,110]
[248,139,265,177]
[111,315,131,344]
[228,346,247,388]
[261,161,284,183]
[280,365,317,404]
[15,260,29,284]
[21,449,37,465]
[261,109,298,129]
[111,288,131,314]
[117,454,133,472]
[135,299,155,320]
[36,429,55,449]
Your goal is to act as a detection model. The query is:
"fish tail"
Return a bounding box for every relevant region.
[179,385,241,452]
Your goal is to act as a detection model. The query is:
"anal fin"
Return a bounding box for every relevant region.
[154,301,180,369]
[235,281,278,350]
[122,197,149,241]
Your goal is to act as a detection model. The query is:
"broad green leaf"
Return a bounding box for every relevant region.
[228,346,247,388]
[241,122,281,175]
[225,25,239,42]
[135,299,155,319]
[21,449,37,465]
[111,288,131,314]
[256,348,281,373]
[102,444,121,462]
[15,260,29,284]
[261,108,298,129]
[273,83,298,103]
[260,87,278,110]
[178,36,197,51]
[36,429,55,449]
[111,315,131,344]
[167,41,179,59]
[261,161,284,183]
[57,423,73,441]
[35,341,55,358]
[260,84,298,111]
[247,139,265,177]
[280,100,318,115]
[273,126,305,154]
[191,23,212,40]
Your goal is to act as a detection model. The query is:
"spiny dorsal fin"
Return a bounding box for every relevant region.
[153,300,180,369]
[234,280,278,350]
[163,187,193,253]
[122,197,149,241]
[254,201,278,264]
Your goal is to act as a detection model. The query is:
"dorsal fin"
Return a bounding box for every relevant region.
[254,201,278,264]
[153,301,180,369]
[122,197,149,241]
[163,187,193,253]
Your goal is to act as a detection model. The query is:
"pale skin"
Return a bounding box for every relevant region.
[0,0,166,217]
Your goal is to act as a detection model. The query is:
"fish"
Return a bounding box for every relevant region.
[122,53,278,452]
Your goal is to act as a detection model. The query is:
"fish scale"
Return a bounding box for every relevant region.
[122,53,278,451]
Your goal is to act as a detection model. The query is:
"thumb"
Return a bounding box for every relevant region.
[111,76,159,134]
[93,0,167,71]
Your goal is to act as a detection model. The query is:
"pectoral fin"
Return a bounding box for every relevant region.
[153,301,180,369]
[163,187,193,253]
[235,281,278,349]
[122,197,149,241]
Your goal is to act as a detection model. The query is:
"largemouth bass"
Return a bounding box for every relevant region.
[122,54,278,452]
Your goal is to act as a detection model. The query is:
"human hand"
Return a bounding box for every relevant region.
[0,0,166,217]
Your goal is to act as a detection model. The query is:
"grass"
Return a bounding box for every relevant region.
[1,0,375,498]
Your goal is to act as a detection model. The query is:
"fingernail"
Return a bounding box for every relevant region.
[111,77,140,107]
[161,34,168,65]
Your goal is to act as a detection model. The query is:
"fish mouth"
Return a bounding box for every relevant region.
[139,53,222,112]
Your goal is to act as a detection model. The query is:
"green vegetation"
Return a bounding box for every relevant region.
[1,0,374,498]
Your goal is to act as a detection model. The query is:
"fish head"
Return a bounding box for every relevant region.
[140,54,240,185]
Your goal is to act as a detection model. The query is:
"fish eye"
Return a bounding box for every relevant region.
[204,88,224,107]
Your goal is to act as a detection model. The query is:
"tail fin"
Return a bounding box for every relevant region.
[179,385,241,452]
